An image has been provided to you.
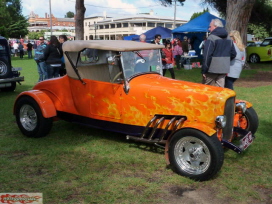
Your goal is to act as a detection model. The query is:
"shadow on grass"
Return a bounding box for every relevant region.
[53,120,165,154]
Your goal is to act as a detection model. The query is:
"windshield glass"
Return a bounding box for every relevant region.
[121,49,162,79]
[261,39,272,46]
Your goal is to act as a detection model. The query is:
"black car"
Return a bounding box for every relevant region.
[0,36,24,92]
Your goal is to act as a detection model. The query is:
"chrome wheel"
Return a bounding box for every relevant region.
[174,136,211,175]
[249,54,260,63]
[19,104,38,131]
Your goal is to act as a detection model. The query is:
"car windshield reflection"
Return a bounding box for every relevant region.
[121,49,162,79]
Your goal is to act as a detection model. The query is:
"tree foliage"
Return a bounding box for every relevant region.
[65,11,75,18]
[0,0,28,38]
[160,0,186,6]
[27,30,45,40]
[200,0,272,36]
[190,8,209,21]
[248,23,269,40]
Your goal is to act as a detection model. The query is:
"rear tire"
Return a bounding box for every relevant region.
[168,129,224,181]
[15,96,53,138]
[249,54,260,63]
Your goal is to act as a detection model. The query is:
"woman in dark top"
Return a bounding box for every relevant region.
[58,35,68,76]
[43,35,63,79]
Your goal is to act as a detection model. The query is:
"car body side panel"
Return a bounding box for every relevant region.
[27,74,235,134]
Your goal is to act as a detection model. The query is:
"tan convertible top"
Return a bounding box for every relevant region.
[62,40,164,52]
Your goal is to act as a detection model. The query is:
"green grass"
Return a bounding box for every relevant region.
[0,57,272,203]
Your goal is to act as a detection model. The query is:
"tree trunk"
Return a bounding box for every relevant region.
[225,0,256,44]
[75,0,86,40]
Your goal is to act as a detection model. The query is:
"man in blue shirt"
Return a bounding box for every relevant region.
[34,36,48,82]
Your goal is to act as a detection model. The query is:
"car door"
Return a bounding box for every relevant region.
[90,81,122,120]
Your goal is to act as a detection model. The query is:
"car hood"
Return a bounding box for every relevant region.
[129,74,236,124]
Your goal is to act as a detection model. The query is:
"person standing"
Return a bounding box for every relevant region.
[201,19,236,87]
[18,42,24,59]
[33,41,37,51]
[225,30,246,90]
[43,35,63,79]
[162,40,175,79]
[34,36,48,82]
[13,41,18,57]
[26,41,33,59]
[181,36,189,54]
[139,34,146,43]
[59,35,68,76]
[199,36,207,56]
[152,34,162,45]
[172,38,183,70]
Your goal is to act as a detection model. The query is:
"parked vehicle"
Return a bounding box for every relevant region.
[14,40,259,181]
[246,37,272,63]
[0,36,24,92]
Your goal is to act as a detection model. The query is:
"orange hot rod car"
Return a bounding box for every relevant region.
[14,40,259,181]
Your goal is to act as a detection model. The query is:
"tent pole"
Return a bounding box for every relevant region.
[173,0,176,29]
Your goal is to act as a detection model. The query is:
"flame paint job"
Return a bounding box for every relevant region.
[15,74,237,137]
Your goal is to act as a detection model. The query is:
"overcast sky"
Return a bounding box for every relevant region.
[21,0,219,20]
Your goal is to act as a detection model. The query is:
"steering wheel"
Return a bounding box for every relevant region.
[111,72,123,83]
[136,59,145,64]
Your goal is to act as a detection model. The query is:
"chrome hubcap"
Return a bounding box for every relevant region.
[20,104,37,131]
[174,136,211,175]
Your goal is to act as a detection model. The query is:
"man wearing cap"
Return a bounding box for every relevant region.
[201,19,236,87]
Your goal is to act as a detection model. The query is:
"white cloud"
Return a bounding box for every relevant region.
[21,0,219,20]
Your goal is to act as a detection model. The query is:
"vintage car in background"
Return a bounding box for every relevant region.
[0,36,24,92]
[246,37,272,63]
[14,40,259,181]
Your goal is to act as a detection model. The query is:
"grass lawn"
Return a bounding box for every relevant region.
[0,57,271,203]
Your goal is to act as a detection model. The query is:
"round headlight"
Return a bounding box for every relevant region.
[236,102,246,113]
[215,115,226,129]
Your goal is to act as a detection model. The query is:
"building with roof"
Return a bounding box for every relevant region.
[26,11,76,40]
[84,10,187,40]
[27,11,75,33]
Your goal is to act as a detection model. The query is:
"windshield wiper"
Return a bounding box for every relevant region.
[134,51,146,62]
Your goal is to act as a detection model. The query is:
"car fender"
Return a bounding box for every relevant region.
[164,124,216,165]
[235,99,253,108]
[14,90,57,118]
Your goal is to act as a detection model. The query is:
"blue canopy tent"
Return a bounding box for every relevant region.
[124,35,139,41]
[132,26,172,42]
[172,12,226,57]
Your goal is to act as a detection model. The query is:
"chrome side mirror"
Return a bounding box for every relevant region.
[107,55,120,65]
[123,80,130,94]
[107,56,116,65]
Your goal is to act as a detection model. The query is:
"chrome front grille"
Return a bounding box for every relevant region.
[222,97,235,140]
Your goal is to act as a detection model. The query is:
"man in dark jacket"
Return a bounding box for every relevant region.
[202,19,236,87]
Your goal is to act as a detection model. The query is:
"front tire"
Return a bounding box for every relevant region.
[168,129,224,181]
[15,96,53,138]
[239,107,259,135]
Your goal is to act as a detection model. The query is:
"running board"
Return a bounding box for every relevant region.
[126,114,187,145]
